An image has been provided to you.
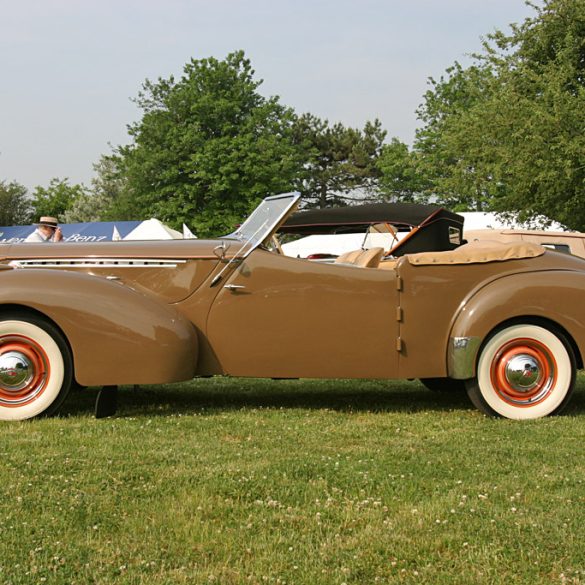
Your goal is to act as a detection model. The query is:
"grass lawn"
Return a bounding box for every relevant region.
[2,376,585,584]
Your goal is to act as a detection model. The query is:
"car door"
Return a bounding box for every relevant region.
[206,249,400,379]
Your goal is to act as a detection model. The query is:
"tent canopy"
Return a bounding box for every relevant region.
[124,219,182,240]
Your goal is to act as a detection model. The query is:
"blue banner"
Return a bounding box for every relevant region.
[0,221,141,244]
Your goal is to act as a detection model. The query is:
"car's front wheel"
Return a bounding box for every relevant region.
[465,323,575,419]
[0,315,73,421]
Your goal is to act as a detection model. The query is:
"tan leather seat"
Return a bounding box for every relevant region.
[335,249,362,264]
[354,247,384,268]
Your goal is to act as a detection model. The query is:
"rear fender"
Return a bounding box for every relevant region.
[0,269,198,386]
[448,271,585,379]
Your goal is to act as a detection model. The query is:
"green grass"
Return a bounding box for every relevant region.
[2,376,585,584]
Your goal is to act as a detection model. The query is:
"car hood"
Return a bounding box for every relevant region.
[0,238,237,262]
[0,238,241,303]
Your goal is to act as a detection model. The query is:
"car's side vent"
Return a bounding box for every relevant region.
[9,258,187,269]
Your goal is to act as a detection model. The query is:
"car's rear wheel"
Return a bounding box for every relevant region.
[0,315,73,421]
[465,324,575,419]
[420,377,466,392]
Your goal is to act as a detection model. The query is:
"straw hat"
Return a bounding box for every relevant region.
[36,216,59,228]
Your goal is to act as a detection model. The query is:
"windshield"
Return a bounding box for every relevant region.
[230,192,300,250]
[210,192,300,287]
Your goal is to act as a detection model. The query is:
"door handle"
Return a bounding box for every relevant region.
[224,284,246,291]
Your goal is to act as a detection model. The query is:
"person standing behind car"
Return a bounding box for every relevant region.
[24,216,63,243]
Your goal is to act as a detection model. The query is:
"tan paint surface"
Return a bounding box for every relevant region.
[206,250,399,378]
[397,251,585,378]
[0,269,198,386]
[2,237,585,386]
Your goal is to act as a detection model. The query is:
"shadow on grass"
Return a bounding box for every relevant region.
[60,376,585,419]
[61,378,476,419]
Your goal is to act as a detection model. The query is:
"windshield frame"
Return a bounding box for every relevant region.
[227,192,301,258]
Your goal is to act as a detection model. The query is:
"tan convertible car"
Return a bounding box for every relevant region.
[1,192,584,421]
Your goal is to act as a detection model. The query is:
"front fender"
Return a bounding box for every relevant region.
[448,270,585,379]
[0,269,198,386]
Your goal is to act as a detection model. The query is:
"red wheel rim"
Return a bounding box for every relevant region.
[490,337,557,407]
[0,334,50,407]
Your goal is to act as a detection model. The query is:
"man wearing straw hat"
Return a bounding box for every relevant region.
[24,216,63,243]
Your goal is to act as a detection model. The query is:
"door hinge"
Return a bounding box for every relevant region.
[396,307,403,322]
[396,337,403,352]
[396,276,403,291]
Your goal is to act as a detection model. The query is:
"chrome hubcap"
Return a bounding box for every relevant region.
[504,354,541,393]
[0,351,34,392]
[491,337,556,406]
[0,335,49,406]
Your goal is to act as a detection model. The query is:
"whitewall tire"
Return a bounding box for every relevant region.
[465,324,575,420]
[0,316,73,421]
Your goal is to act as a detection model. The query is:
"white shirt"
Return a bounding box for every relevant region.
[24,228,56,243]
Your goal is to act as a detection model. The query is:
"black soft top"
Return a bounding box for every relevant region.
[279,203,465,256]
[280,202,462,234]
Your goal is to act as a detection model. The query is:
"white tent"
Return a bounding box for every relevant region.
[123,219,183,240]
[182,223,197,239]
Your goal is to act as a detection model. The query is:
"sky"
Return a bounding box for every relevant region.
[0,0,536,190]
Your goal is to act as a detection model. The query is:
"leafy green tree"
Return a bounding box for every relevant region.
[414,62,499,211]
[31,178,87,221]
[414,0,585,227]
[377,138,430,203]
[293,114,386,208]
[115,51,305,236]
[0,180,32,225]
[480,0,585,229]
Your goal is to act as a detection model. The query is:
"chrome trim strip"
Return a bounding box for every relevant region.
[448,336,481,379]
[9,258,187,269]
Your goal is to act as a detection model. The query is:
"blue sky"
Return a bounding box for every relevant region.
[0,0,535,189]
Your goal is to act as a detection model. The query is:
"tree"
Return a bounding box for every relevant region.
[31,178,87,221]
[0,180,32,225]
[115,51,305,236]
[414,0,585,227]
[377,138,430,203]
[63,156,127,222]
[480,0,585,229]
[293,114,386,208]
[414,62,500,211]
